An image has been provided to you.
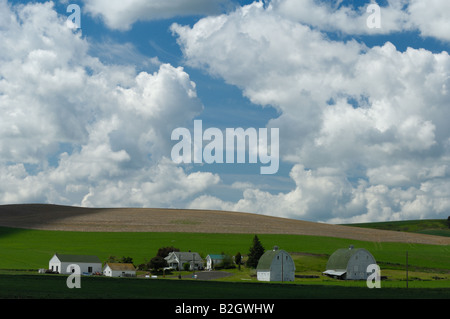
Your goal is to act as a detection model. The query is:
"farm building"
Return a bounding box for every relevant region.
[206,254,229,270]
[103,263,136,277]
[323,245,377,280]
[165,251,204,271]
[49,253,102,275]
[256,246,295,282]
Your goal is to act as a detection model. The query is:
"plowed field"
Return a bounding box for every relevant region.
[0,204,448,245]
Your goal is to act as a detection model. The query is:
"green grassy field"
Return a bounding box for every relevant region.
[1,226,449,270]
[1,272,449,299]
[0,225,449,298]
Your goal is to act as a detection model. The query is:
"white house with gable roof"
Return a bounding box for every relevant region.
[49,253,102,274]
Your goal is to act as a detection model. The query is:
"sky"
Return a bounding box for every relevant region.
[0,0,449,224]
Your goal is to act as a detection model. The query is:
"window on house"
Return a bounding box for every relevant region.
[88,267,92,272]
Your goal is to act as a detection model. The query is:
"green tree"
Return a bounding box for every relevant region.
[447,216,450,229]
[120,256,133,264]
[219,252,234,269]
[157,246,180,258]
[105,256,134,264]
[235,252,242,270]
[105,255,118,263]
[149,256,168,272]
[246,235,265,268]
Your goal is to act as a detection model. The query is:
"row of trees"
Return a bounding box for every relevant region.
[105,255,134,264]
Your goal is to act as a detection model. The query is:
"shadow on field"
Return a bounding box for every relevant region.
[0,204,98,238]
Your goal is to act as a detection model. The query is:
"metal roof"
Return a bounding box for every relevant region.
[207,254,226,259]
[165,251,203,262]
[256,247,290,271]
[54,253,101,264]
[323,270,346,276]
[325,247,373,270]
[104,263,136,271]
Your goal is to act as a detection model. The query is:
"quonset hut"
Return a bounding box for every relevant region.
[256,246,295,282]
[323,245,377,280]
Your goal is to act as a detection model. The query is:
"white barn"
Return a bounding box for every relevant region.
[49,253,102,275]
[323,245,377,280]
[103,263,136,277]
[256,246,295,282]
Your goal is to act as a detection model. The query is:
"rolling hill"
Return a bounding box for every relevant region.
[0,204,449,245]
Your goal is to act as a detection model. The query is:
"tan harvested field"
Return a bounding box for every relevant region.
[0,204,449,245]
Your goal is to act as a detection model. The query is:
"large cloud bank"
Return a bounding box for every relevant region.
[172,1,450,223]
[1,0,449,223]
[0,1,219,208]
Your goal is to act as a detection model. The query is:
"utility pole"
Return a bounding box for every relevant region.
[178,254,181,279]
[406,251,408,289]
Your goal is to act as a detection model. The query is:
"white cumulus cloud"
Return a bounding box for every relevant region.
[82,0,233,30]
[0,0,219,207]
[173,2,450,223]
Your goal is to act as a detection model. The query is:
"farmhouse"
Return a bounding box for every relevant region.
[323,245,377,280]
[206,254,227,270]
[103,263,136,277]
[256,246,295,282]
[49,253,102,275]
[165,251,204,271]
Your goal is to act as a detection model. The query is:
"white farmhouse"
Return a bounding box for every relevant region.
[165,251,204,271]
[103,263,136,277]
[323,245,377,280]
[256,246,295,282]
[49,253,102,275]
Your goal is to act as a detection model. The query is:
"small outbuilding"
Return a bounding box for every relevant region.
[206,254,228,270]
[49,253,102,275]
[103,263,136,277]
[256,246,295,282]
[323,245,377,280]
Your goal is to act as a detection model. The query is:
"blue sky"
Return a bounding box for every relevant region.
[1,0,449,223]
